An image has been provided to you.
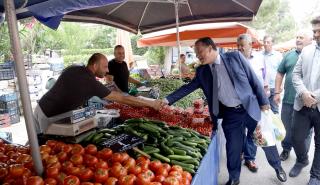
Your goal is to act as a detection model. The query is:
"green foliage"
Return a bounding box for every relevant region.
[131,34,148,55]
[145,47,167,65]
[0,22,11,61]
[62,48,114,56]
[90,26,116,49]
[248,0,295,43]
[149,79,204,108]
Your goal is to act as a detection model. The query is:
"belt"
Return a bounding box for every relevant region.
[223,104,243,110]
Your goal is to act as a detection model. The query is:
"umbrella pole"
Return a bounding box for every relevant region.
[174,1,182,80]
[4,0,44,175]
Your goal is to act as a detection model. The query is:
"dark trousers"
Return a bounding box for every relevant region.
[269,88,279,114]
[221,105,281,181]
[292,107,320,179]
[281,103,312,152]
[243,130,257,161]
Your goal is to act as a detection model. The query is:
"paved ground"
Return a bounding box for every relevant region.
[0,118,314,185]
[218,129,314,185]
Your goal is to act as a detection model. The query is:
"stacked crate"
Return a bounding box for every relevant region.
[0,92,20,126]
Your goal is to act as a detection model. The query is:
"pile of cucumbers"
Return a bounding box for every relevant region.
[82,118,211,174]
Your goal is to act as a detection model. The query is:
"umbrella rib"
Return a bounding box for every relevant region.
[108,0,128,15]
[138,1,150,30]
[186,0,193,16]
[232,0,254,13]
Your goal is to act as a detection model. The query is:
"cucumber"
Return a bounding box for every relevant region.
[173,142,198,152]
[167,155,193,161]
[148,120,166,127]
[138,123,161,138]
[125,118,145,123]
[171,147,187,155]
[181,141,198,147]
[160,142,174,155]
[144,148,160,154]
[152,153,170,163]
[95,137,108,144]
[83,132,96,142]
[185,150,200,158]
[182,159,200,166]
[104,133,113,138]
[171,160,195,169]
[183,167,196,175]
[92,133,104,143]
[97,128,116,134]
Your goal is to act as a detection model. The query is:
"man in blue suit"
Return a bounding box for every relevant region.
[164,37,286,185]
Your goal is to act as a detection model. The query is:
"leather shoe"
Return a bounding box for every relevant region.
[275,167,287,182]
[244,160,258,172]
[225,179,240,185]
[279,150,290,161]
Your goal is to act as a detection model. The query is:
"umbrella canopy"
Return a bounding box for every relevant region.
[137,22,262,48]
[0,0,263,34]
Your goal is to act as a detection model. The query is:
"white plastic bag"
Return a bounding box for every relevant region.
[253,110,276,147]
[270,112,286,141]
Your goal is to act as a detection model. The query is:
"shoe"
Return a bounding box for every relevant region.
[308,177,320,185]
[225,179,240,185]
[275,167,287,182]
[289,161,309,177]
[244,160,258,172]
[279,150,290,161]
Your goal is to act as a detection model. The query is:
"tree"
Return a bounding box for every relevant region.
[131,34,148,56]
[248,0,296,43]
[145,46,167,65]
[0,22,11,61]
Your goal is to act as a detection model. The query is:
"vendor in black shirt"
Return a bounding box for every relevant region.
[34,53,163,134]
[107,45,142,93]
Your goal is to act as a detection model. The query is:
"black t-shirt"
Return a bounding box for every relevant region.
[39,66,111,117]
[108,59,129,92]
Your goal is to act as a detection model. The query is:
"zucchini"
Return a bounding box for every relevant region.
[171,147,187,155]
[167,155,193,161]
[160,142,174,155]
[171,160,195,169]
[152,153,170,163]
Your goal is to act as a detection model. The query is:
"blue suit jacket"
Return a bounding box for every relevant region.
[166,51,269,122]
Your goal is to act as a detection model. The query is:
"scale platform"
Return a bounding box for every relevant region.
[45,118,97,136]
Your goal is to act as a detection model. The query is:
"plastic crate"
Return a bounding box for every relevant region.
[0,114,10,128]
[88,101,104,110]
[0,108,19,116]
[0,61,14,70]
[9,113,20,124]
[0,69,15,80]
[0,92,17,102]
[0,100,18,110]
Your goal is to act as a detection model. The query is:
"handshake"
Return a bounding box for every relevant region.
[152,98,169,111]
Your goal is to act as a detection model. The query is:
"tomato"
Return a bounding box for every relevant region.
[22,168,32,178]
[85,145,97,156]
[149,182,162,185]
[137,160,149,171]
[0,139,4,147]
[5,144,16,153]
[68,167,81,176]
[63,175,80,185]
[46,140,58,148]
[57,152,68,162]
[47,162,61,170]
[97,148,112,161]
[128,165,142,175]
[181,177,191,185]
[41,152,50,161]
[0,153,9,162]
[56,172,67,184]
[7,151,21,160]
[94,160,108,169]
[16,154,32,164]
[156,167,168,177]
[123,157,136,169]
[163,163,171,172]
[62,161,73,172]
[46,166,59,179]
[44,178,57,185]
[120,153,129,163]
[62,145,73,154]
[27,176,44,185]
[9,164,25,177]
[70,154,83,166]
[7,158,16,165]
[40,145,52,154]
[118,174,136,185]
[142,169,155,181]
[168,171,182,182]
[80,182,94,185]
[84,154,98,167]
[136,156,150,165]
[149,160,162,172]
[135,173,151,185]
[79,168,94,181]
[105,177,118,185]
[71,144,85,155]
[111,153,123,164]
[182,171,192,181]
[53,142,66,154]
[154,175,165,182]
[46,155,59,165]
[94,167,109,183]
[23,160,34,170]
[163,176,180,185]
[16,146,29,154]
[170,165,183,173]
[111,163,127,178]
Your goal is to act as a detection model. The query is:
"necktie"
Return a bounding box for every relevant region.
[211,64,219,116]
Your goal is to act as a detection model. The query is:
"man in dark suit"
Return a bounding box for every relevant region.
[164,37,286,185]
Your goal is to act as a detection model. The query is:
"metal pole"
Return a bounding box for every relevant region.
[174,0,182,79]
[4,0,44,175]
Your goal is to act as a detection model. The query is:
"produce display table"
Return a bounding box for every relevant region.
[191,131,219,185]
